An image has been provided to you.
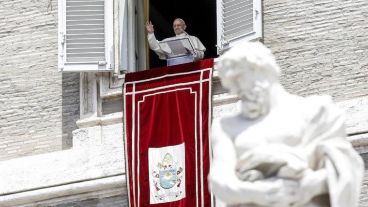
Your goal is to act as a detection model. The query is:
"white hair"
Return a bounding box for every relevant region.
[173,18,186,26]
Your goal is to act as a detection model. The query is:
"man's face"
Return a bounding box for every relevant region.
[173,19,186,35]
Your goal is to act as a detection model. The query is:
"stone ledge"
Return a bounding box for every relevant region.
[76,112,123,128]
[23,187,126,207]
[348,133,368,154]
[101,87,123,100]
[0,175,126,207]
[212,93,239,107]
[0,144,125,196]
[336,96,368,135]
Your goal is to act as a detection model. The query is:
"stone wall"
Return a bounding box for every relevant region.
[264,0,368,102]
[0,0,79,160]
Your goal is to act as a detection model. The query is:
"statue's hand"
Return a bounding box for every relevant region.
[290,169,328,207]
[250,179,299,207]
[236,169,264,182]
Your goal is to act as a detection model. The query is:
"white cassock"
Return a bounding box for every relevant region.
[147,32,206,64]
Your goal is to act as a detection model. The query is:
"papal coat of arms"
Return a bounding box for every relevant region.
[148,143,186,204]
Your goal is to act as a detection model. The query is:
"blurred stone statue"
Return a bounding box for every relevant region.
[208,42,363,207]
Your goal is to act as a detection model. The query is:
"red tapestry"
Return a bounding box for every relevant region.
[124,59,214,207]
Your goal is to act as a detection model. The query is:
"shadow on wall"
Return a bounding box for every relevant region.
[61,73,80,149]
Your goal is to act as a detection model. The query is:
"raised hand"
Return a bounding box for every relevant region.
[145,20,154,34]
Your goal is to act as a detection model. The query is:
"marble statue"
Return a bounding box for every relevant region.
[208,42,364,207]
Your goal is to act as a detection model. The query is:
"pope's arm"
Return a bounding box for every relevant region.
[190,36,205,61]
[147,33,168,60]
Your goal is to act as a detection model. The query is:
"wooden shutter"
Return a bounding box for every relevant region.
[58,0,113,72]
[216,0,262,54]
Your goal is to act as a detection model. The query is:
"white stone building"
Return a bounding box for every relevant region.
[0,0,367,206]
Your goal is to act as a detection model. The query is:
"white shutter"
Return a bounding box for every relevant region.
[58,0,113,72]
[216,0,262,54]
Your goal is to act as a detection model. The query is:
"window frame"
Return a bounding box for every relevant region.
[58,0,114,72]
[216,0,263,54]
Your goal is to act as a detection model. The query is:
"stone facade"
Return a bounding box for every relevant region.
[263,0,368,101]
[0,0,79,161]
[263,1,368,204]
[1,0,368,206]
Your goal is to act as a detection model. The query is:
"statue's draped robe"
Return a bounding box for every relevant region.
[300,96,363,207]
[210,96,363,207]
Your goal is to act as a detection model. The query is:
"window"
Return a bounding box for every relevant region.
[148,0,217,68]
[217,0,263,54]
[57,0,262,72]
[147,0,263,68]
[58,0,114,72]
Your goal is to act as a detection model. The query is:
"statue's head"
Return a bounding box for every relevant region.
[216,41,281,119]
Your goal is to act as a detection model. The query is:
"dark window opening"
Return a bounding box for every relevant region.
[148,0,217,68]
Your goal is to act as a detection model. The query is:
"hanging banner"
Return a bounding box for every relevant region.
[124,59,213,207]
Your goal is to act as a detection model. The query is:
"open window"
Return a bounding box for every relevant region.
[58,0,262,72]
[147,0,262,68]
[58,0,114,72]
[147,0,217,68]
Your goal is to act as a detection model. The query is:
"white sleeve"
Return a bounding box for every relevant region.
[190,36,206,61]
[147,33,167,60]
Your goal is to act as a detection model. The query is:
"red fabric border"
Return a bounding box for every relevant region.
[125,59,214,82]
[123,59,213,207]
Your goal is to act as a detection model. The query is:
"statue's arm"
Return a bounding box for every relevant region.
[209,120,298,206]
[209,120,252,204]
[304,169,327,195]
[292,169,328,206]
